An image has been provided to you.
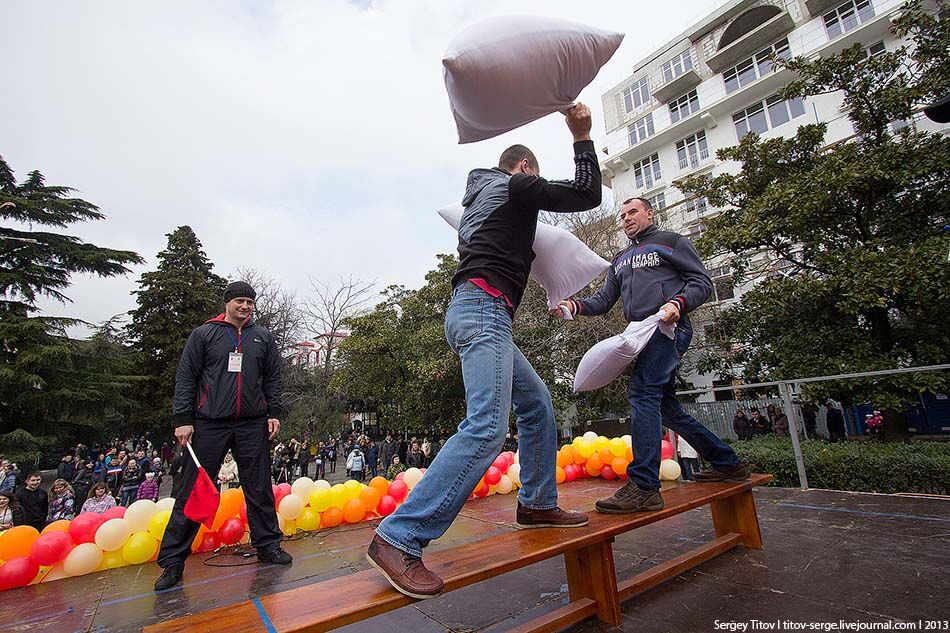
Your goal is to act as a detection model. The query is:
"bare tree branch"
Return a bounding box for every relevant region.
[304,275,376,379]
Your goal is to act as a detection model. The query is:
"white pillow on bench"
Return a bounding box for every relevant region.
[443,15,624,143]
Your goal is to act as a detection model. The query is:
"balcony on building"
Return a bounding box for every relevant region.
[804,0,844,18]
[705,4,796,73]
[652,48,704,103]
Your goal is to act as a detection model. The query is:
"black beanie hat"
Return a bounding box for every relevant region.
[224,281,256,303]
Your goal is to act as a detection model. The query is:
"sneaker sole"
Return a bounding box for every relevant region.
[594,503,664,514]
[365,553,444,601]
[515,518,590,529]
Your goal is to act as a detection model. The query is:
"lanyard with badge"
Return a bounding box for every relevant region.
[225,327,243,373]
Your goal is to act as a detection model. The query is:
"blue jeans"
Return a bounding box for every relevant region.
[376,282,559,557]
[627,319,740,490]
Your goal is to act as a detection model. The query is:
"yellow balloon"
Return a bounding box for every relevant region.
[95,518,132,552]
[308,488,332,512]
[147,510,172,541]
[572,436,584,448]
[577,441,595,459]
[595,436,609,450]
[278,494,305,520]
[63,543,103,577]
[659,459,682,481]
[609,438,626,457]
[98,549,126,570]
[343,479,362,499]
[280,518,296,536]
[330,484,348,509]
[296,507,321,532]
[122,532,158,565]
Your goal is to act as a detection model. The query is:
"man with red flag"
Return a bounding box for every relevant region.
[154,281,291,592]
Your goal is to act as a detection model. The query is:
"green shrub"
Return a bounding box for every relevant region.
[729,437,950,494]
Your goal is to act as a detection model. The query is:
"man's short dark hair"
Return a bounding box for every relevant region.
[622,197,653,211]
[498,145,538,172]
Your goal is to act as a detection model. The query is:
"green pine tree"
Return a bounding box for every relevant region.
[127,226,226,433]
[0,155,143,443]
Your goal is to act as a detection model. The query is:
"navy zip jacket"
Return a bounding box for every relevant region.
[451,140,602,311]
[172,314,283,427]
[573,224,713,322]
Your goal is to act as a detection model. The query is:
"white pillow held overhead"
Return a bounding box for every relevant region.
[573,314,676,393]
[437,202,609,309]
[443,15,624,144]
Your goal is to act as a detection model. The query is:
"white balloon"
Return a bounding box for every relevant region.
[507,463,522,487]
[495,475,513,495]
[622,435,632,447]
[583,431,598,442]
[95,518,132,552]
[313,479,331,491]
[659,459,682,481]
[156,497,176,512]
[404,468,423,490]
[124,499,158,533]
[291,476,316,498]
[278,493,305,520]
[64,542,103,576]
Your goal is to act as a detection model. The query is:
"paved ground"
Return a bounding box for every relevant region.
[3,480,948,632]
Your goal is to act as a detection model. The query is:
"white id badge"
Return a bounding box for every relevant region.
[228,352,243,373]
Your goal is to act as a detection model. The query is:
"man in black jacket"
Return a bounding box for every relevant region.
[17,473,48,531]
[368,104,599,599]
[154,281,291,592]
[556,197,749,514]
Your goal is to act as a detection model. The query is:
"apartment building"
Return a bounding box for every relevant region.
[599,0,946,396]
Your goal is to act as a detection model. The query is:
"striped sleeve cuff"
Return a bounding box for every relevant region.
[672,296,687,312]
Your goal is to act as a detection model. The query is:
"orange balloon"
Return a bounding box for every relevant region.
[555,466,566,484]
[41,520,71,535]
[342,499,367,524]
[321,507,343,528]
[369,477,389,497]
[598,447,613,465]
[611,457,628,476]
[359,487,381,511]
[571,446,586,465]
[0,525,40,560]
[626,446,634,462]
[555,447,570,468]
[587,452,603,471]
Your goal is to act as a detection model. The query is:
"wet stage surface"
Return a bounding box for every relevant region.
[3,480,948,632]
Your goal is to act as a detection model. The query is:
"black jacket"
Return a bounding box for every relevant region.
[173,314,283,426]
[17,487,48,531]
[452,140,601,310]
[575,224,713,322]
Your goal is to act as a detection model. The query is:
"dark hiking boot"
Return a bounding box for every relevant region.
[693,460,751,483]
[258,546,293,565]
[366,535,444,599]
[154,564,184,591]
[595,481,664,514]
[516,503,589,528]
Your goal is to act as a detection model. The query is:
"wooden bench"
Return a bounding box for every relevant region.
[145,474,772,633]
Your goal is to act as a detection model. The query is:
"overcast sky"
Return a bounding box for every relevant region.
[1,0,717,335]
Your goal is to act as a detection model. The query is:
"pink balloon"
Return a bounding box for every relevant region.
[68,512,105,545]
[101,506,126,521]
[661,440,674,461]
[377,495,397,516]
[0,557,40,591]
[277,483,292,495]
[491,455,509,473]
[564,464,579,482]
[485,466,502,485]
[600,465,617,480]
[395,472,405,481]
[30,532,73,566]
[388,480,408,503]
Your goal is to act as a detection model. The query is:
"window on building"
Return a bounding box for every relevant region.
[648,192,667,210]
[684,196,709,216]
[662,50,694,83]
[669,90,700,123]
[866,41,886,57]
[824,0,875,39]
[723,38,791,94]
[714,277,736,301]
[685,222,707,238]
[623,78,651,113]
[632,153,662,189]
[628,113,656,146]
[733,93,806,138]
[676,131,709,170]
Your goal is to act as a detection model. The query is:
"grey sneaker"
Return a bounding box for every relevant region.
[693,460,751,483]
[595,481,664,514]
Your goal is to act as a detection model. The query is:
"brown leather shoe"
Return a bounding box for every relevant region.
[516,502,589,529]
[366,535,444,599]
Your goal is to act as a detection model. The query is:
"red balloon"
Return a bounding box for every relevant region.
[388,480,408,503]
[491,455,509,472]
[239,502,248,526]
[218,517,245,545]
[661,440,674,461]
[619,472,629,481]
[68,512,105,545]
[484,466,502,486]
[0,557,40,591]
[30,531,73,566]
[196,532,219,553]
[277,483,292,495]
[502,451,516,466]
[600,465,617,480]
[377,495,397,516]
[395,472,405,481]
[101,506,126,521]
[564,464,579,482]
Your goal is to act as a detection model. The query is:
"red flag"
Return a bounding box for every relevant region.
[183,442,220,529]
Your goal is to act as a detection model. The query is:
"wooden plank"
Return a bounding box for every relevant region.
[617,533,743,601]
[710,488,764,549]
[506,598,599,633]
[564,538,621,625]
[146,475,772,633]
